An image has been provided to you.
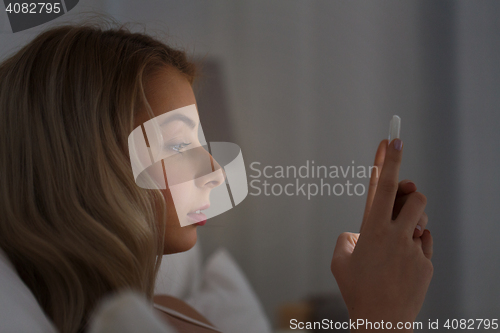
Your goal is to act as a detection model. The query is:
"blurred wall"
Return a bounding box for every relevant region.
[1,1,499,330]
[456,0,500,321]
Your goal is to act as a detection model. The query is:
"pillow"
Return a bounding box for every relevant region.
[185,248,272,333]
[88,291,178,333]
[1,250,178,333]
[0,248,57,333]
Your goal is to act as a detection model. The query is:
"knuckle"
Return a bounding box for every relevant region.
[378,180,398,194]
[400,179,412,186]
[337,232,349,242]
[421,212,429,225]
[387,150,402,163]
[424,261,434,277]
[395,230,410,245]
[339,231,358,241]
[411,192,427,206]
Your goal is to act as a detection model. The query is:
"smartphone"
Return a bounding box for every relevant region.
[388,115,401,142]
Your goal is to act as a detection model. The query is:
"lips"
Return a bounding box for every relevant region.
[187,203,209,224]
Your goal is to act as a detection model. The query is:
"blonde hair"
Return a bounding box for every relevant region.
[0,23,196,332]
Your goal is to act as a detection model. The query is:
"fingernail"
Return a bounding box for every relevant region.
[415,225,422,231]
[394,138,403,151]
[404,180,415,185]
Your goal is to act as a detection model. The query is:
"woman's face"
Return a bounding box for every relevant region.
[134,67,224,254]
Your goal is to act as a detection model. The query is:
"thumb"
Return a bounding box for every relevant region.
[334,232,360,256]
[331,232,359,275]
[421,229,433,260]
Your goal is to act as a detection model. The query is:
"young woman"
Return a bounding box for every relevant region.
[0,23,433,333]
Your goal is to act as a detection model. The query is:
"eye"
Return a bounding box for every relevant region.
[168,142,192,153]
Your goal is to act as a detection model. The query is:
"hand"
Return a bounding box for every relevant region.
[331,139,433,331]
[361,140,428,238]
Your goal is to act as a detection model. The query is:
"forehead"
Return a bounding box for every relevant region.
[135,66,196,126]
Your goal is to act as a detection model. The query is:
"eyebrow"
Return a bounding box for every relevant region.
[159,113,196,129]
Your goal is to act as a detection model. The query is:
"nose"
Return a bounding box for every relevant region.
[194,152,226,189]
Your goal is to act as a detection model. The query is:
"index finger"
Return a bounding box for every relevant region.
[364,138,403,229]
[360,139,387,233]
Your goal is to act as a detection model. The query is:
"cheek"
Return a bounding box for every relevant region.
[159,189,180,227]
[163,225,198,254]
[168,180,198,226]
[160,189,198,254]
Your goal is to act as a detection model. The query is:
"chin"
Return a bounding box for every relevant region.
[163,226,198,254]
